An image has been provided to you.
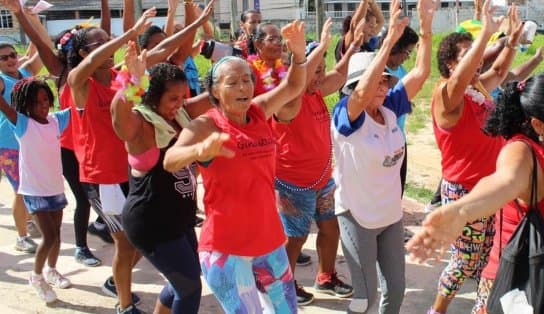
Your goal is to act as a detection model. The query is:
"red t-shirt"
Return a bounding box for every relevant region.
[198,104,286,256]
[432,92,505,190]
[482,135,544,280]
[270,90,332,189]
[62,70,128,184]
[59,85,74,150]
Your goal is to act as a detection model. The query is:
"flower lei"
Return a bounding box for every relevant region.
[112,66,150,104]
[247,54,288,91]
[465,86,486,105]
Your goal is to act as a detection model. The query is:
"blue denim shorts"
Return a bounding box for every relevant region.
[23,193,67,214]
[275,178,336,237]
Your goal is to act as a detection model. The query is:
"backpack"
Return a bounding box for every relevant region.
[486,147,544,314]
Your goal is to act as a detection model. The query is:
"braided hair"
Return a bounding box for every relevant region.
[484,73,544,142]
[143,63,187,110]
[11,78,55,117]
[68,26,98,68]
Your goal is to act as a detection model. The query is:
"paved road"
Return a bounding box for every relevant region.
[0,178,476,313]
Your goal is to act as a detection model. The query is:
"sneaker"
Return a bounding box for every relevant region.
[29,275,57,303]
[88,223,114,244]
[424,201,440,214]
[404,228,414,243]
[26,220,41,238]
[15,237,37,253]
[295,281,314,306]
[75,247,102,267]
[45,268,71,289]
[296,252,312,266]
[195,216,205,228]
[314,272,353,298]
[102,277,141,305]
[116,303,142,314]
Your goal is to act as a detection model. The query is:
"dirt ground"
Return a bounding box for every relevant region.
[0,119,480,314]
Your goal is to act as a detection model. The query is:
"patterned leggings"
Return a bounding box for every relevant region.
[471,277,494,314]
[199,245,297,314]
[437,179,496,299]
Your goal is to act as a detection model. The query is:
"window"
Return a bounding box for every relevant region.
[0,10,13,29]
[334,3,342,12]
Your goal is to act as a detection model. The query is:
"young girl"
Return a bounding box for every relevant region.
[0,78,71,303]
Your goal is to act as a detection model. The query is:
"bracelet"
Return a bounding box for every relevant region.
[418,31,431,38]
[112,65,150,103]
[292,58,308,66]
[349,43,361,52]
[505,41,519,50]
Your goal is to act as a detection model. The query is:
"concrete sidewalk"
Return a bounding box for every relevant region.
[0,178,477,313]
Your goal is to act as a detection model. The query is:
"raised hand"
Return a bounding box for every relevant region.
[319,18,333,50]
[418,0,438,33]
[505,4,523,46]
[125,41,147,78]
[282,20,306,61]
[132,7,157,36]
[481,0,504,36]
[352,18,366,48]
[197,132,235,161]
[386,0,409,44]
[406,205,467,263]
[168,0,180,11]
[194,0,215,25]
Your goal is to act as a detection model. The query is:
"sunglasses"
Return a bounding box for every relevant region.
[0,52,17,61]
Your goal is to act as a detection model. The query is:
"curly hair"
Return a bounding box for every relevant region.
[143,63,187,110]
[484,73,544,141]
[140,25,166,49]
[68,26,98,68]
[437,32,473,78]
[11,78,55,116]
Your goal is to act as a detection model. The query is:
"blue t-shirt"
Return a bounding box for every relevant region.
[386,65,408,136]
[333,81,411,137]
[0,68,32,149]
[11,109,70,138]
[184,57,200,97]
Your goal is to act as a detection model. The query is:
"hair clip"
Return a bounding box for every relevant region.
[517,80,527,92]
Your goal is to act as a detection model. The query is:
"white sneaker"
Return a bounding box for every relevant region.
[30,275,57,303]
[45,269,71,289]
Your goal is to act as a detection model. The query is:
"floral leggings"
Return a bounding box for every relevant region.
[471,277,494,314]
[199,245,297,314]
[437,179,496,299]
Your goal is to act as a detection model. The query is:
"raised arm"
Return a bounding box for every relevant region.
[437,0,500,115]
[111,41,146,143]
[344,0,370,50]
[100,0,111,36]
[164,0,179,36]
[479,4,523,92]
[320,18,365,96]
[505,47,543,82]
[253,20,307,120]
[67,8,156,107]
[123,0,135,32]
[146,0,214,66]
[346,0,407,122]
[401,0,436,99]
[368,0,384,35]
[5,1,62,76]
[407,141,535,262]
[166,1,200,65]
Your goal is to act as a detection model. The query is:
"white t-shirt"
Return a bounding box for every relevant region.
[332,82,411,229]
[10,109,70,196]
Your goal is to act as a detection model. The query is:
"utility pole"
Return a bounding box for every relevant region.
[134,0,143,20]
[315,0,324,38]
[231,0,238,40]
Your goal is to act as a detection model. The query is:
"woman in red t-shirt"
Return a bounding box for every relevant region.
[407,73,544,313]
[164,20,306,314]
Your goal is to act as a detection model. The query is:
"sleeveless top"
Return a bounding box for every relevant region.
[432,86,504,190]
[198,104,285,256]
[271,90,332,189]
[122,143,197,253]
[482,135,544,280]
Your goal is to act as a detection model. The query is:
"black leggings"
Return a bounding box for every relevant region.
[61,147,91,248]
[400,143,407,197]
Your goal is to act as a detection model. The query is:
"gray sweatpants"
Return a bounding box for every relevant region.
[338,211,405,314]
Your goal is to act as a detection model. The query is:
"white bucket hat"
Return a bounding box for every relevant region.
[342,51,393,95]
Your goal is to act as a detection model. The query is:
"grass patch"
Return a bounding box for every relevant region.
[404,182,434,203]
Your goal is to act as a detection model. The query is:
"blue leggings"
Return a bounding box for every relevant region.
[143,229,201,314]
[200,245,297,314]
